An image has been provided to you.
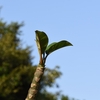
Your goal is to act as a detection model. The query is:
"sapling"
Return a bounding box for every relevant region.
[25,30,73,100]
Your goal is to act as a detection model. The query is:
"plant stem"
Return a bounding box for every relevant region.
[25,64,45,100]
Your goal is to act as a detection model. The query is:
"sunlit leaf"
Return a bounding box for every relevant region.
[46,40,73,55]
[35,30,49,55]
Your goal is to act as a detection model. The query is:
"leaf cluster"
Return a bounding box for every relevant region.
[0,21,73,100]
[35,30,73,65]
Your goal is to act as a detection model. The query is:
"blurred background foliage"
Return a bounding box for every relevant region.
[0,20,77,100]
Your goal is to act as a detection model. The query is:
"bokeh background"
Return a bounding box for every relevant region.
[0,1,100,100]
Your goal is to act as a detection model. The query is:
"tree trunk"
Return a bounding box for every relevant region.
[25,64,45,100]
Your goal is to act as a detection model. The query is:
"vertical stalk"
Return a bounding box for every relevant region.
[25,64,45,100]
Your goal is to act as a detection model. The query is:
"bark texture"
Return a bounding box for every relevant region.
[25,64,45,100]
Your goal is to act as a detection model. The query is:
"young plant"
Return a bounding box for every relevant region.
[25,30,73,100]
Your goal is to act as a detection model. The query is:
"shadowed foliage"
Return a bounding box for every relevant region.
[0,21,76,100]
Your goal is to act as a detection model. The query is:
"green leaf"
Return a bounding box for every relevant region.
[46,40,73,55]
[35,30,49,55]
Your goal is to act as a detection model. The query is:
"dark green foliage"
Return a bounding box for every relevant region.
[35,31,72,57]
[35,30,73,65]
[61,95,69,100]
[46,40,73,55]
[0,21,32,75]
[0,67,35,100]
[0,21,75,100]
[35,30,48,55]
[0,21,33,100]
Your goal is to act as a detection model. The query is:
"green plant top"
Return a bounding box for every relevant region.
[35,30,73,66]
